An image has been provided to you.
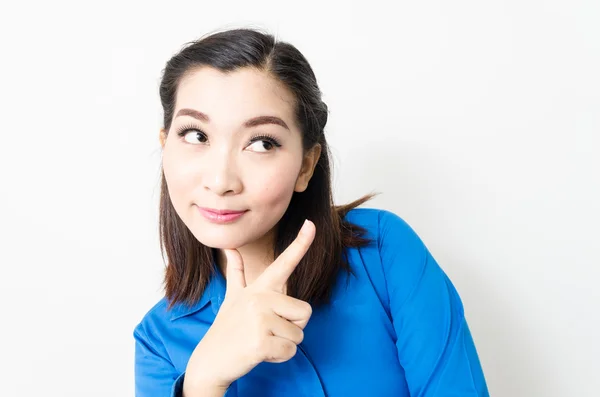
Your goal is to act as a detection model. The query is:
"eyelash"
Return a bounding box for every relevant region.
[175,124,282,148]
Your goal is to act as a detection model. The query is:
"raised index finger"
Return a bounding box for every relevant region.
[256,219,315,291]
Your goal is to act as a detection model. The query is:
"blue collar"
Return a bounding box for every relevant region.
[169,261,227,321]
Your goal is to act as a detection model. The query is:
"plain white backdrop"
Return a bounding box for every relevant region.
[0,0,598,396]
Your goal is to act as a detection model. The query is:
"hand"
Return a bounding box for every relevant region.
[183,219,316,393]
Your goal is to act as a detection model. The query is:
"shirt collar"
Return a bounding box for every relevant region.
[169,260,227,321]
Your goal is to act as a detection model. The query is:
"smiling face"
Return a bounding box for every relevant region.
[160,66,321,251]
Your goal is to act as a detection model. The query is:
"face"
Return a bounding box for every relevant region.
[160,66,321,251]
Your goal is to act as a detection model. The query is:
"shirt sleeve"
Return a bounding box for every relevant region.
[377,210,490,396]
[133,323,183,397]
[134,322,238,397]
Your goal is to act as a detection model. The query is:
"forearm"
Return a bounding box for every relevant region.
[182,376,229,397]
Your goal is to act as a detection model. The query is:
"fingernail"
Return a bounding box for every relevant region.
[300,219,310,235]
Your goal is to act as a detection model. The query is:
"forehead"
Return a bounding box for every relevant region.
[175,66,297,126]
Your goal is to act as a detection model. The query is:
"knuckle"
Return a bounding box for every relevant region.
[293,237,308,252]
[256,311,270,327]
[277,256,290,271]
[285,341,297,359]
[300,302,312,318]
[296,329,305,344]
[303,302,313,316]
[256,334,270,358]
[296,318,309,330]
[284,241,302,258]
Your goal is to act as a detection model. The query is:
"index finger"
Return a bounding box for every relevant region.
[256,219,315,291]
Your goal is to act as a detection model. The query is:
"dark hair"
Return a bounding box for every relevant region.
[159,27,375,310]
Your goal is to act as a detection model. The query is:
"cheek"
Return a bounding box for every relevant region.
[248,164,299,208]
[162,147,195,206]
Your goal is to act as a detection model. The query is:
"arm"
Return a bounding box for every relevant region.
[134,323,183,397]
[134,323,232,397]
[378,211,489,396]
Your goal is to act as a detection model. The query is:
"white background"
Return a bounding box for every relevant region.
[0,1,598,396]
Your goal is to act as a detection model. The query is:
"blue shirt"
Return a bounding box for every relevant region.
[134,208,489,396]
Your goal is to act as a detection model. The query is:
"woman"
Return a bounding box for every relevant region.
[134,28,490,397]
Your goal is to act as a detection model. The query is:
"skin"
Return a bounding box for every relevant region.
[159,66,321,285]
[182,220,317,395]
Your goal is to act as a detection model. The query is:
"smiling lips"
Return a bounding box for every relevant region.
[197,206,248,224]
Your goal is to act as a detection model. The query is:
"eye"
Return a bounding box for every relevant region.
[176,127,208,144]
[246,135,282,153]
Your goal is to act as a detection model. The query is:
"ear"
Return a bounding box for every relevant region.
[294,143,322,192]
[159,128,167,148]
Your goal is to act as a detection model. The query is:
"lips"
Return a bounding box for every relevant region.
[199,207,246,215]
[197,206,248,224]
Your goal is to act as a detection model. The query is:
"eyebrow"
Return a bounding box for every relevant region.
[175,108,289,130]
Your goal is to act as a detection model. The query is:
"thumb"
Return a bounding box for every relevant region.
[223,249,246,296]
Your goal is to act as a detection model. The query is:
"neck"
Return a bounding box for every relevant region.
[216,227,276,286]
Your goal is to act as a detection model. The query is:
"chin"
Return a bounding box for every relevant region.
[191,230,253,250]
[185,212,279,250]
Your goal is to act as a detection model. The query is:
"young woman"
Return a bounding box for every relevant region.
[134,28,490,397]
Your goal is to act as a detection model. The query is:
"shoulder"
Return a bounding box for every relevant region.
[133,297,173,351]
[344,207,427,255]
[344,207,431,299]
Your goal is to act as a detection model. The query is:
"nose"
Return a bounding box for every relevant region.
[202,148,243,196]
